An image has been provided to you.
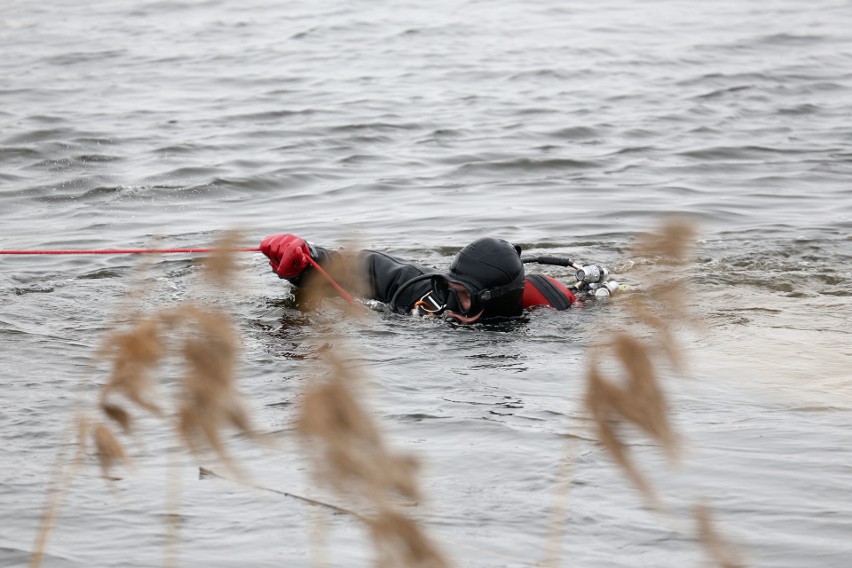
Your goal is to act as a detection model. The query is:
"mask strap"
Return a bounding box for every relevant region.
[471,271,526,305]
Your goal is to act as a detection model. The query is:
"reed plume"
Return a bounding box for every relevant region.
[90,232,253,478]
[694,504,746,568]
[297,353,420,502]
[32,232,256,567]
[582,219,694,506]
[577,218,743,566]
[296,248,451,568]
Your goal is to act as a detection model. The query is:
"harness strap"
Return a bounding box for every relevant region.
[526,274,572,310]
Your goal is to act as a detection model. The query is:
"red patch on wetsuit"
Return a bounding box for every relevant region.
[522,276,576,309]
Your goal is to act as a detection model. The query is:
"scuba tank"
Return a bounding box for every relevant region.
[522,257,621,300]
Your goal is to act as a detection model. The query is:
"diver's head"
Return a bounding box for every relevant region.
[438,237,525,323]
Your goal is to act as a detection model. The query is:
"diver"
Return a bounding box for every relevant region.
[260,233,617,324]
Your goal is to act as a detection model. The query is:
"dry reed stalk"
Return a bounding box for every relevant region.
[97,317,166,422]
[165,305,252,473]
[92,421,130,478]
[32,236,257,567]
[541,439,578,567]
[297,242,371,317]
[635,220,696,263]
[296,249,450,568]
[297,347,449,568]
[297,350,420,503]
[89,233,254,478]
[577,218,744,566]
[198,466,366,519]
[585,354,667,508]
[582,219,694,507]
[164,449,184,568]
[199,231,244,288]
[28,416,89,568]
[368,510,451,568]
[92,306,252,479]
[308,502,331,568]
[694,504,745,568]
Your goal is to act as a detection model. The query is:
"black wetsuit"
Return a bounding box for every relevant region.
[286,247,439,313]
[285,246,576,313]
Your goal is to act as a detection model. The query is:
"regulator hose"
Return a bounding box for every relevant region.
[521,255,577,268]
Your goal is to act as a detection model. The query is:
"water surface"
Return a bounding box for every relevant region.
[2,0,851,566]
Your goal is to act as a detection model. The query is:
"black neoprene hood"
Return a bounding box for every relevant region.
[445,237,525,317]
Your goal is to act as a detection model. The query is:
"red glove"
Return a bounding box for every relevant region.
[260,234,312,278]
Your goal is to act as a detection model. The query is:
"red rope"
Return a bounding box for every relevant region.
[0,247,355,305]
[305,256,357,305]
[1,245,358,306]
[0,247,262,255]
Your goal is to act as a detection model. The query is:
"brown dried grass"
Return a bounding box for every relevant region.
[198,231,244,288]
[91,301,252,480]
[34,234,450,568]
[92,421,130,477]
[578,218,744,567]
[582,219,694,507]
[298,241,372,318]
[31,233,256,567]
[28,417,89,568]
[296,249,451,568]
[296,347,449,568]
[694,504,746,568]
[297,349,420,503]
[368,510,450,568]
[32,226,748,568]
[89,232,254,479]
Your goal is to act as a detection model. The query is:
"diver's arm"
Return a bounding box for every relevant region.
[260,234,431,311]
[357,250,433,310]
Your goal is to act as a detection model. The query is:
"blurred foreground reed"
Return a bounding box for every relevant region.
[32,224,742,568]
[30,234,255,568]
[296,247,450,568]
[577,219,744,567]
